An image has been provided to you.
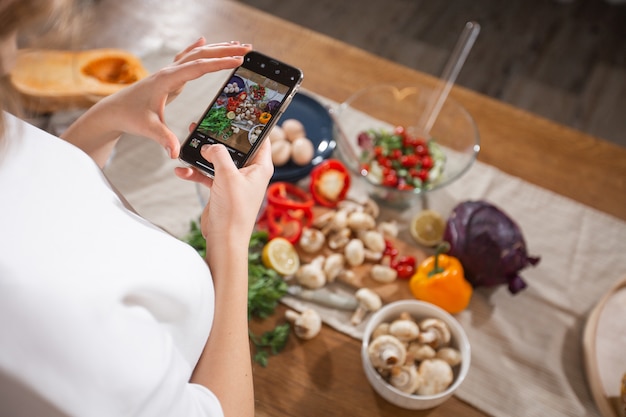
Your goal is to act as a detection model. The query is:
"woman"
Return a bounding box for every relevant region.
[0,1,272,416]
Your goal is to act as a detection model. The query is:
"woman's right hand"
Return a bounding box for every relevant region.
[175,138,274,252]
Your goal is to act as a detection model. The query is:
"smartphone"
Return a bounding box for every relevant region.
[179,51,304,177]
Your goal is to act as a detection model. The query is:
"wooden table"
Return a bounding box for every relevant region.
[178,1,626,417]
[187,2,626,417]
[71,0,622,415]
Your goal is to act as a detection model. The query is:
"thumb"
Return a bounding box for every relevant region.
[201,144,237,174]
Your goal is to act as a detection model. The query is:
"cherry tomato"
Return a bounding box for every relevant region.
[421,155,434,170]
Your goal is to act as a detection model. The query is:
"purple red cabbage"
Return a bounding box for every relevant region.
[266,100,280,113]
[443,200,540,294]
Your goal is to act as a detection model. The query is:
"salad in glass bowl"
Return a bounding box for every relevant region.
[331,83,480,208]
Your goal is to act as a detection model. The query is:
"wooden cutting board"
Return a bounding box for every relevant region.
[10,48,149,113]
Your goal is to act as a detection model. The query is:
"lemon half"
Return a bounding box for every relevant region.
[410,210,446,247]
[261,237,300,276]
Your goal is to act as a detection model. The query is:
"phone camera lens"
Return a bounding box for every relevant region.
[275,69,280,74]
[260,63,266,68]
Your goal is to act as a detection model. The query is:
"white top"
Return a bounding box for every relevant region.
[0,113,223,417]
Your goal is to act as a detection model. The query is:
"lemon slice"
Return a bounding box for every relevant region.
[410,209,446,247]
[261,237,300,276]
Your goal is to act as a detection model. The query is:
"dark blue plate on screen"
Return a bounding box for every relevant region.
[271,92,336,183]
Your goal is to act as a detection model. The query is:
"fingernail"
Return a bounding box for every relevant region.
[242,43,252,48]
[230,40,240,44]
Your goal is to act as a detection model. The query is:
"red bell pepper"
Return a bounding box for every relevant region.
[266,182,314,211]
[309,159,351,208]
[259,204,313,244]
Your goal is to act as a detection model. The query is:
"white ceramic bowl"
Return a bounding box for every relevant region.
[361,300,471,410]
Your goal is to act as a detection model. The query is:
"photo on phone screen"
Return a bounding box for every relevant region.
[179,51,303,177]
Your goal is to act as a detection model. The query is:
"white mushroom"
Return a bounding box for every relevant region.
[367,334,407,369]
[336,269,362,288]
[347,211,376,231]
[406,342,437,364]
[418,318,451,348]
[327,228,351,250]
[436,347,462,367]
[285,308,322,340]
[321,209,348,235]
[344,238,365,267]
[362,198,380,219]
[377,220,399,238]
[351,288,382,325]
[370,264,398,283]
[416,359,454,395]
[323,253,345,283]
[360,230,386,253]
[312,210,335,229]
[363,248,383,262]
[337,199,365,214]
[295,256,326,289]
[298,227,325,253]
[371,322,391,340]
[390,365,421,394]
[389,312,420,342]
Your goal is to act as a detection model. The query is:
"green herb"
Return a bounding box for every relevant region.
[182,222,290,367]
[198,107,233,138]
[249,323,291,367]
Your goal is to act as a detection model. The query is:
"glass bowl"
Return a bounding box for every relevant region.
[331,83,480,209]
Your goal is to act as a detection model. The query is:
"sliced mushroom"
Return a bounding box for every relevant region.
[390,365,421,394]
[389,312,420,342]
[367,334,407,369]
[285,308,322,340]
[418,318,451,348]
[416,359,454,395]
[351,288,382,325]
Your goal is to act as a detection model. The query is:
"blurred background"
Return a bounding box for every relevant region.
[234,0,626,148]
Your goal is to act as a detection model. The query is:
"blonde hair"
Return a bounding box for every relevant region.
[0,0,76,135]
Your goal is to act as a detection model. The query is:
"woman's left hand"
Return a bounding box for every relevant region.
[62,39,252,167]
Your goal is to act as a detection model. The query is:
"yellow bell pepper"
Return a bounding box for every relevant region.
[409,243,473,314]
[259,112,272,124]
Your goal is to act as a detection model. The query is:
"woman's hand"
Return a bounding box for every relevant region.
[62,39,252,167]
[175,138,274,251]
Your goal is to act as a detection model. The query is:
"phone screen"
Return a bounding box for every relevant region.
[180,51,303,176]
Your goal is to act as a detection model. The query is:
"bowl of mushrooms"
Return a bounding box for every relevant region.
[361,299,470,410]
